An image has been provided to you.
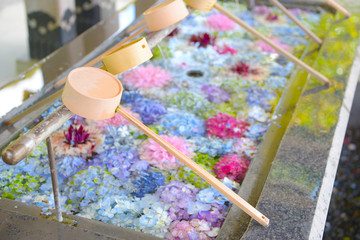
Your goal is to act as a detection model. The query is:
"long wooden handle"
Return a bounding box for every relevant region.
[326,0,351,17]
[53,24,148,88]
[1,105,73,165]
[269,0,322,45]
[116,106,270,227]
[214,3,330,85]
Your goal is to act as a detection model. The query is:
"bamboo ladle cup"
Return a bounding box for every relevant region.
[61,66,269,227]
[184,0,330,84]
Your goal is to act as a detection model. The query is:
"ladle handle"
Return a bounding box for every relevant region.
[268,0,322,45]
[326,0,351,17]
[1,105,73,165]
[213,3,330,85]
[116,106,270,227]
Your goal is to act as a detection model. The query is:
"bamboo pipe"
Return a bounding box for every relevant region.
[268,0,322,45]
[213,3,330,84]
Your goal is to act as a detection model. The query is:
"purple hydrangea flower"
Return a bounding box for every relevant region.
[156,181,199,208]
[92,149,148,180]
[201,84,230,104]
[132,98,167,124]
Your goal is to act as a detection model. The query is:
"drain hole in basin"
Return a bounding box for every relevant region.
[186,70,204,78]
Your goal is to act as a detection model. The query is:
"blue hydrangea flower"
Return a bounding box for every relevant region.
[92,148,148,180]
[189,137,236,157]
[132,171,165,198]
[132,98,167,124]
[159,110,205,138]
[187,201,211,215]
[244,86,276,110]
[56,156,87,180]
[120,90,144,104]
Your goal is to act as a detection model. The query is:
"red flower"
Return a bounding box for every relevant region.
[63,125,89,146]
[189,33,216,48]
[230,62,260,77]
[266,12,279,21]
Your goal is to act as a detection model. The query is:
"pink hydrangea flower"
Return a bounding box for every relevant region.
[139,135,194,170]
[123,65,172,88]
[215,44,237,55]
[205,113,248,139]
[167,220,214,240]
[253,5,271,15]
[213,154,250,182]
[256,38,290,53]
[206,13,235,32]
[96,107,140,128]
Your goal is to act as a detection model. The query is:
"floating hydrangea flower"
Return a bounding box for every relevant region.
[156,181,198,208]
[123,65,172,88]
[56,156,87,180]
[159,111,205,138]
[201,84,230,104]
[215,44,237,55]
[97,107,140,128]
[213,154,250,182]
[253,5,271,15]
[248,105,269,122]
[92,148,148,180]
[166,153,218,188]
[166,219,216,240]
[0,171,43,200]
[244,123,268,141]
[132,171,165,198]
[102,125,141,150]
[256,38,290,53]
[132,98,167,125]
[196,203,227,228]
[196,186,229,205]
[120,90,144,104]
[189,33,216,48]
[264,76,287,89]
[244,87,276,110]
[167,91,212,118]
[189,136,236,157]
[205,113,248,139]
[63,166,125,210]
[139,135,194,170]
[206,13,235,31]
[234,138,257,158]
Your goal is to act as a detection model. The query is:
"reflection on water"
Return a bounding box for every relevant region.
[0,67,44,116]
